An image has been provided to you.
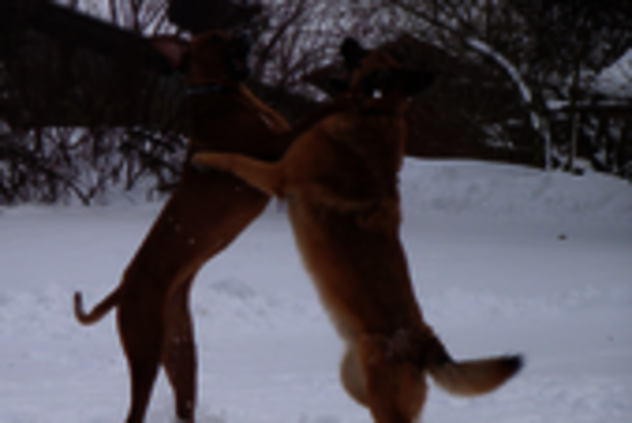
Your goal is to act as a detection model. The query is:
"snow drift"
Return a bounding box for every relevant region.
[0,159,630,423]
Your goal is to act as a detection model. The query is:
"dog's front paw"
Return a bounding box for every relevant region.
[191,152,231,173]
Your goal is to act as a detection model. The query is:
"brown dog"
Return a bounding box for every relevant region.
[193,38,522,423]
[73,32,295,423]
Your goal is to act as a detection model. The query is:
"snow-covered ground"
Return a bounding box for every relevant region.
[1,159,631,423]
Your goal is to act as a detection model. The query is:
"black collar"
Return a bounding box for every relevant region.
[186,83,231,96]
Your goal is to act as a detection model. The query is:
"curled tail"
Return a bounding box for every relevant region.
[424,336,523,397]
[73,289,120,325]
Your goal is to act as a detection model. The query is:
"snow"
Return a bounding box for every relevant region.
[592,48,632,99]
[1,159,631,423]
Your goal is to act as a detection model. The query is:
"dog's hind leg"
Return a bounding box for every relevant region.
[162,275,197,422]
[117,279,165,423]
[356,336,427,423]
[340,346,368,406]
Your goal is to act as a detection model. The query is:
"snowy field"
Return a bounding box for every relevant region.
[1,159,631,423]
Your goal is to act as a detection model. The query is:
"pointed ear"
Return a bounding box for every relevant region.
[402,69,434,96]
[340,37,368,70]
[151,36,190,72]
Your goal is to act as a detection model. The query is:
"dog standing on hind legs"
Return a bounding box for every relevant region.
[193,37,523,423]
[72,31,294,423]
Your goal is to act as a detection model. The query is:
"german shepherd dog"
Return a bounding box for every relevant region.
[73,32,294,423]
[193,38,522,423]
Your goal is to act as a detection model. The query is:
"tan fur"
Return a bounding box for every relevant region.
[74,31,353,423]
[73,32,295,423]
[193,39,522,423]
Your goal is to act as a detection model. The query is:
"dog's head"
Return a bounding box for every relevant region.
[168,0,263,35]
[334,37,434,113]
[152,31,252,87]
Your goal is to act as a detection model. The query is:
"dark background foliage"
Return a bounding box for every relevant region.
[0,0,630,205]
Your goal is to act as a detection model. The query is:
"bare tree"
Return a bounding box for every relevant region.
[1,0,186,205]
[0,0,339,205]
[369,0,631,172]
[3,0,630,205]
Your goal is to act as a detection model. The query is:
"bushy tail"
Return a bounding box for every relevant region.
[425,337,523,397]
[73,289,120,325]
